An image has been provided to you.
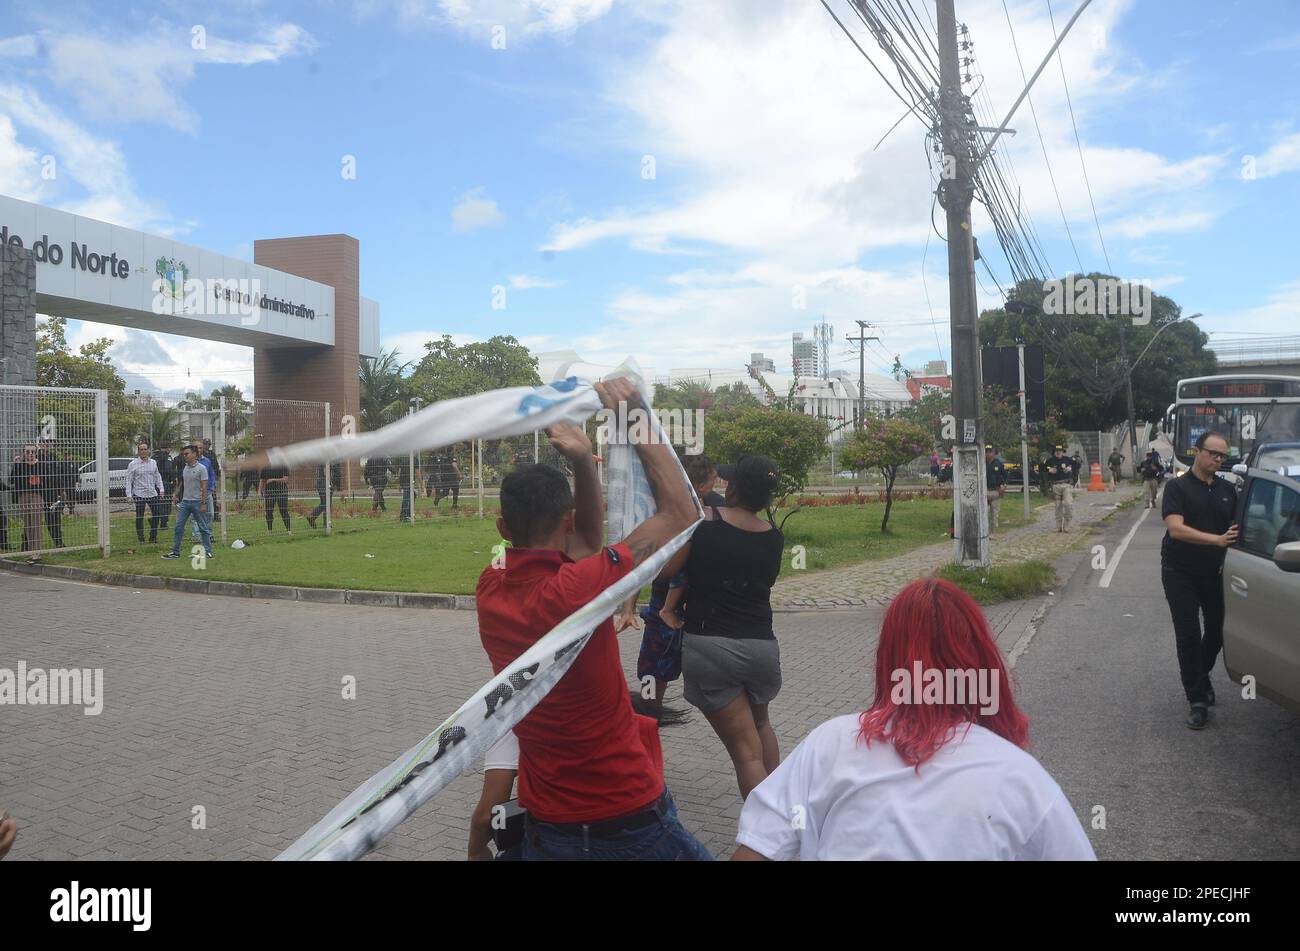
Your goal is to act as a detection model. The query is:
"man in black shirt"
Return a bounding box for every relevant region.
[1039,446,1076,531]
[1160,431,1238,730]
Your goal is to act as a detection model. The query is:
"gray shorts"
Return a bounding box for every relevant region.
[681,634,781,713]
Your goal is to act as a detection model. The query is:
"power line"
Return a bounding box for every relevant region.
[1001,0,1085,273]
[1046,0,1112,273]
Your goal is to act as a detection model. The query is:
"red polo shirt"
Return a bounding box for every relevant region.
[477,543,664,823]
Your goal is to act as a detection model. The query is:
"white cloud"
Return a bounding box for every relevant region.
[0,34,38,58]
[1203,279,1300,338]
[1109,211,1215,239]
[42,24,315,133]
[451,187,504,232]
[1250,132,1300,179]
[0,84,175,231]
[508,274,565,289]
[386,0,615,38]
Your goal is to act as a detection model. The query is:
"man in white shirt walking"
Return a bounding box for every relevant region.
[127,441,166,544]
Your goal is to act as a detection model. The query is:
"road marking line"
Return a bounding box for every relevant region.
[1099,506,1152,588]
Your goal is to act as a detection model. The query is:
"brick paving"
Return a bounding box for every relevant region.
[772,483,1142,608]
[1,560,1046,862]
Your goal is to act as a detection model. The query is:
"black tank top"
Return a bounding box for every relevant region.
[682,507,784,640]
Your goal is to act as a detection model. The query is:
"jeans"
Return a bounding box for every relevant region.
[134,497,163,541]
[172,499,212,556]
[521,790,712,861]
[399,484,416,520]
[1161,564,1225,706]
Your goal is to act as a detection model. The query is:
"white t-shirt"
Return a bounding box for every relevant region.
[737,715,1095,861]
[483,730,519,772]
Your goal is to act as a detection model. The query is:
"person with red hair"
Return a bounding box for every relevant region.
[732,578,1094,861]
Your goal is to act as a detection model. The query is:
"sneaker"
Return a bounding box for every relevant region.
[162,552,180,559]
[1185,704,1209,730]
[205,551,214,559]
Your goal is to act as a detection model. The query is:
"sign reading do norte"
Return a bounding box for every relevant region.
[1,193,380,438]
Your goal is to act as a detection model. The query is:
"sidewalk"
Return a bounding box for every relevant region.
[772,483,1142,609]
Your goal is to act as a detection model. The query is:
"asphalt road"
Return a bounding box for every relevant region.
[1015,498,1300,860]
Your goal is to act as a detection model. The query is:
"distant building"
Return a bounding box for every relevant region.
[751,370,912,443]
[748,352,776,374]
[792,332,819,378]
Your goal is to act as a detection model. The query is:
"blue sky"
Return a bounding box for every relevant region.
[2,0,1299,397]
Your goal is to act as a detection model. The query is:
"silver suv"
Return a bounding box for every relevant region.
[1223,453,1300,714]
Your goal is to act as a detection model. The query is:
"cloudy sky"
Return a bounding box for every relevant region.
[2,0,1299,397]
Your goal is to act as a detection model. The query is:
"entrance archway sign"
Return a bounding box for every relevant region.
[0,194,381,442]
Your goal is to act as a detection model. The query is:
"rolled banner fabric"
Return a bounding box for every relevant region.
[276,362,699,861]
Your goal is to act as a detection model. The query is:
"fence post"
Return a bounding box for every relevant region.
[324,401,332,535]
[95,389,110,557]
[407,401,417,525]
[534,429,539,463]
[218,396,228,544]
[477,438,484,519]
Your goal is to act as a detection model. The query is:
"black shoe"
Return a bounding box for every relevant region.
[1185,705,1209,730]
[1206,687,1216,706]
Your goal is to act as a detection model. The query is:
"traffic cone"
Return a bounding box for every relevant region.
[1087,462,1107,492]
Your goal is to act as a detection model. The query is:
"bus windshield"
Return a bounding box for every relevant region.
[1174,403,1300,465]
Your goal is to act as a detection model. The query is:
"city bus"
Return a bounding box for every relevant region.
[1165,374,1300,478]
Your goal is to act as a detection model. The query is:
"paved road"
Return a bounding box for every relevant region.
[1015,497,1300,860]
[1,496,1296,861]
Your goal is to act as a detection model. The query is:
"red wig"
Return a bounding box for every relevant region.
[859,577,1029,768]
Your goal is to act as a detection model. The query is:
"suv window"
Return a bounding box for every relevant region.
[1240,477,1300,558]
[110,459,130,470]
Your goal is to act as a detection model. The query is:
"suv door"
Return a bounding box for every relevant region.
[1224,470,1300,713]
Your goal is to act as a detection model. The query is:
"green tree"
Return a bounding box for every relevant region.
[359,349,412,431]
[979,276,1217,430]
[898,388,951,447]
[705,404,829,526]
[141,405,186,449]
[840,415,931,533]
[207,384,250,438]
[36,317,145,455]
[409,335,541,404]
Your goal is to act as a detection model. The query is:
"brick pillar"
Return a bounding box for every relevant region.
[253,235,362,495]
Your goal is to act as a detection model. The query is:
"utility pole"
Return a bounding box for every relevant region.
[1018,344,1031,519]
[846,319,878,430]
[1118,320,1138,479]
[937,0,990,567]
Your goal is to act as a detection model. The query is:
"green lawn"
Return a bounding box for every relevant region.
[937,560,1057,605]
[19,493,1034,594]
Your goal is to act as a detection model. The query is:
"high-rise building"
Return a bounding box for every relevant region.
[792,332,818,378]
[748,352,776,373]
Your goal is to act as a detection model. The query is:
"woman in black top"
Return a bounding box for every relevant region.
[660,454,785,799]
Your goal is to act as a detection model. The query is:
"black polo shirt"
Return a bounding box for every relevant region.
[1161,471,1236,574]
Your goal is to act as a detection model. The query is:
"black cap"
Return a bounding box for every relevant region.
[715,455,781,497]
[984,444,994,451]
[1054,445,1065,451]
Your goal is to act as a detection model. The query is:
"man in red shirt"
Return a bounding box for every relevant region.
[477,377,711,860]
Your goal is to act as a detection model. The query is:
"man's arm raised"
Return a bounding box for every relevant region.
[593,378,697,567]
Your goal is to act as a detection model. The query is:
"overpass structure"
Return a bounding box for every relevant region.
[1210,336,1300,378]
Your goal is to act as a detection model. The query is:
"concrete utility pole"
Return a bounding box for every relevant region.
[937,0,990,567]
[846,320,879,430]
[1118,320,1139,478]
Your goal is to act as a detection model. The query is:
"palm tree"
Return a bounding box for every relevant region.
[359,349,412,431]
[208,383,250,438]
[146,405,186,449]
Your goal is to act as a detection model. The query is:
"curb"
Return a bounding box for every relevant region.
[0,559,478,612]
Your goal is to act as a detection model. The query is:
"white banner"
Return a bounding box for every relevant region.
[275,361,699,860]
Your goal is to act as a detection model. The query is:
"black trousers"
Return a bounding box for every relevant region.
[44,502,64,548]
[265,488,291,530]
[310,490,329,520]
[372,485,387,510]
[134,497,163,541]
[1160,564,1225,706]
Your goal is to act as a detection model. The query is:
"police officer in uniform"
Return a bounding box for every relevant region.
[1039,445,1077,532]
[1138,449,1165,509]
[1108,449,1125,485]
[1160,431,1237,730]
[984,445,1007,534]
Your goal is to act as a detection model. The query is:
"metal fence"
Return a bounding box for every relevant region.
[1,384,109,557]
